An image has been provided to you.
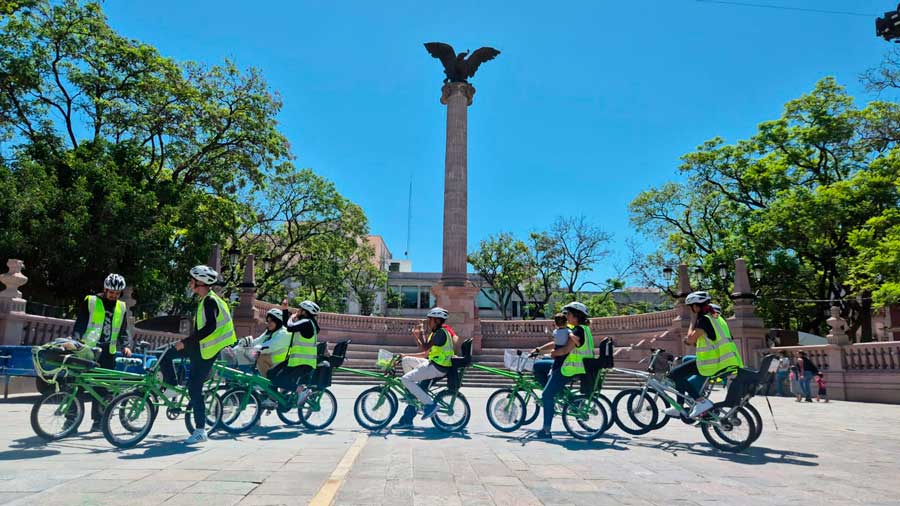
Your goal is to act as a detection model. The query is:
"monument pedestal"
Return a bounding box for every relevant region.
[431,283,481,353]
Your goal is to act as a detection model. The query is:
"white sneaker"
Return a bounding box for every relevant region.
[184,428,208,444]
[688,399,714,418]
[663,406,682,418]
[296,388,312,406]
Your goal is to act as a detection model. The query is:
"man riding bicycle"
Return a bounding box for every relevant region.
[72,273,132,432]
[392,307,457,429]
[159,265,236,444]
[665,291,744,419]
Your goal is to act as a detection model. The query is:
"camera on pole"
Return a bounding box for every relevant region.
[876,4,900,41]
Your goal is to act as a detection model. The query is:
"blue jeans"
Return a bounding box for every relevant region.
[775,371,788,396]
[800,371,814,400]
[532,359,554,388]
[541,368,568,431]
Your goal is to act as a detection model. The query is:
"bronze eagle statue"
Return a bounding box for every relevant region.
[424,42,500,84]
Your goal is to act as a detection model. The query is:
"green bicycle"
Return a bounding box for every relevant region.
[29,340,152,441]
[342,339,473,433]
[100,344,224,448]
[216,341,347,433]
[475,350,615,435]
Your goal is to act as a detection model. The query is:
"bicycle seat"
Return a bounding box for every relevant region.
[325,340,350,368]
[450,339,473,368]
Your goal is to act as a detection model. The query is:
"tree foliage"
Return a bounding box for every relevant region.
[630,78,900,338]
[468,233,532,320]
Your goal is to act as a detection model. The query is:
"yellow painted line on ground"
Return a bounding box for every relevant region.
[308,433,369,506]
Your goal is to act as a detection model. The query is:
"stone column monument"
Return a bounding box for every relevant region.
[728,258,767,367]
[424,42,500,353]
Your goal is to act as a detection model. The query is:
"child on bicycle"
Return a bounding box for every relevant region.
[392,307,457,429]
[532,313,572,388]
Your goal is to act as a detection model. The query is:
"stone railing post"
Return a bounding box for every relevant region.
[233,254,260,338]
[0,259,28,345]
[823,344,847,401]
[668,263,692,356]
[208,244,224,297]
[729,258,767,368]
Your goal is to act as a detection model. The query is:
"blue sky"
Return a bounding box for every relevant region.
[105,0,891,282]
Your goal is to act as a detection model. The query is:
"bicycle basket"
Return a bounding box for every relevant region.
[313,363,334,389]
[503,349,535,372]
[376,349,394,369]
[723,368,757,407]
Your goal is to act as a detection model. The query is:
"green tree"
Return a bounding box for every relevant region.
[468,233,532,320]
[518,231,564,319]
[630,78,900,338]
[0,1,294,311]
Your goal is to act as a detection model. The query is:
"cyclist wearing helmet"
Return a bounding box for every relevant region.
[393,307,457,428]
[274,300,321,406]
[666,291,744,419]
[160,265,236,444]
[240,300,292,378]
[529,301,594,439]
[72,273,132,431]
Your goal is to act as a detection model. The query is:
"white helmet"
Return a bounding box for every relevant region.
[189,265,219,286]
[562,301,589,317]
[710,303,722,314]
[685,291,712,305]
[299,300,320,316]
[426,307,449,320]
[103,273,126,291]
[265,308,284,323]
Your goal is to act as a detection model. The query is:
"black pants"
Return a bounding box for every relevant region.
[90,346,117,422]
[669,360,701,401]
[159,345,216,430]
[267,363,313,391]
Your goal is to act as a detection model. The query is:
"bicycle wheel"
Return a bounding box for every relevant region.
[561,394,609,440]
[102,391,157,449]
[597,393,614,432]
[612,389,654,435]
[185,389,223,434]
[743,402,764,443]
[219,388,261,434]
[276,390,302,425]
[298,389,337,430]
[30,391,84,441]
[521,397,541,426]
[700,402,756,452]
[625,390,660,434]
[353,386,398,430]
[485,388,526,432]
[432,390,470,432]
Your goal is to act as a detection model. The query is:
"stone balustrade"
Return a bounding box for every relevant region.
[19,314,75,346]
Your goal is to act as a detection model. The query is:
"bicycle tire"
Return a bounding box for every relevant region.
[431,390,470,433]
[485,388,526,432]
[521,398,541,426]
[275,390,302,425]
[353,386,398,430]
[700,402,756,452]
[562,394,608,440]
[298,388,337,431]
[597,393,614,432]
[612,389,655,435]
[219,388,261,434]
[743,402,764,443]
[624,390,660,434]
[30,391,84,441]
[102,391,157,449]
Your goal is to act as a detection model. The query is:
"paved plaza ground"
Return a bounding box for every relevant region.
[0,385,898,506]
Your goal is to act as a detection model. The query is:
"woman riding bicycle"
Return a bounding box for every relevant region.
[665,291,744,419]
[529,301,594,440]
[239,303,291,378]
[270,300,321,406]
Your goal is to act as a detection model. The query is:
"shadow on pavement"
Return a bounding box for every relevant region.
[238,425,336,441]
[623,437,819,466]
[0,448,60,460]
[384,427,473,441]
[117,439,202,459]
[482,430,631,451]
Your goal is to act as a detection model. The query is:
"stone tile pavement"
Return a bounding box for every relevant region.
[1,385,899,505]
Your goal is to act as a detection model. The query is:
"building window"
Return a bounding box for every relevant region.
[401,286,418,309]
[419,288,430,309]
[476,290,497,311]
[389,262,400,272]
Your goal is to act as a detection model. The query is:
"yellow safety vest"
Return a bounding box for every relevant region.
[83,295,126,354]
[695,314,744,376]
[427,327,456,368]
[196,291,236,360]
[267,327,291,365]
[287,321,318,368]
[561,324,594,377]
